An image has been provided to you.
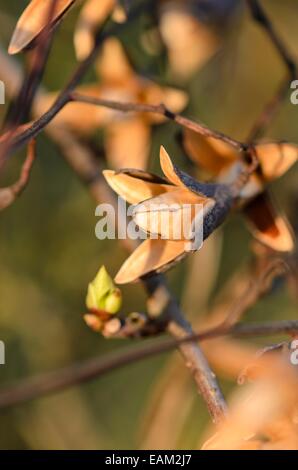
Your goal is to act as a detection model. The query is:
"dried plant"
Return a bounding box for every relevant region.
[0,0,297,451]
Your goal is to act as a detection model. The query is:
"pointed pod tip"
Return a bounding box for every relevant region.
[159,146,184,187]
[8,29,26,55]
[159,145,169,163]
[102,169,115,182]
[114,270,137,285]
[159,145,173,173]
[8,42,19,55]
[8,0,76,55]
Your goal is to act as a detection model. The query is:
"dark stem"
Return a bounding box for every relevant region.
[246,0,297,141]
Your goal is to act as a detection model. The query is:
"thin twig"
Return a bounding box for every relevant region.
[246,0,297,141]
[246,0,296,78]
[0,319,296,410]
[0,139,36,211]
[0,0,151,160]
[144,276,227,423]
[221,258,288,327]
[0,16,228,421]
[71,93,244,150]
[2,91,245,162]
[0,0,295,425]
[247,77,293,142]
[48,128,228,422]
[255,341,286,359]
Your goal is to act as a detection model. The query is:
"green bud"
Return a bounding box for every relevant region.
[86,266,122,314]
[104,288,122,314]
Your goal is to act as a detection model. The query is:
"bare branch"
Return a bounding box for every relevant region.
[48,128,228,422]
[247,77,293,142]
[246,0,296,78]
[0,319,296,410]
[70,93,244,150]
[0,139,36,211]
[2,90,246,163]
[0,0,152,160]
[221,258,289,327]
[246,0,297,141]
[0,0,295,426]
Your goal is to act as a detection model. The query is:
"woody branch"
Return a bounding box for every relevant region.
[0,0,297,423]
[0,0,229,424]
[0,318,296,410]
[246,0,297,141]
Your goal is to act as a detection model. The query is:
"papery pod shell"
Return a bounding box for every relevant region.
[183,128,238,176]
[159,145,185,186]
[133,187,214,239]
[114,238,187,284]
[9,0,76,55]
[255,142,298,182]
[244,192,295,253]
[103,168,173,204]
[160,146,222,198]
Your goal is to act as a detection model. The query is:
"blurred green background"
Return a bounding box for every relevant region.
[0,0,297,449]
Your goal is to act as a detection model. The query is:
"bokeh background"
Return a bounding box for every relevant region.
[0,0,297,449]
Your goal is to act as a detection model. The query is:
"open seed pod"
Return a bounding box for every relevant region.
[183,129,297,252]
[244,192,295,253]
[183,129,298,185]
[103,146,232,284]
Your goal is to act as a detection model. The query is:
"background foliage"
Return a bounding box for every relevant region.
[0,0,297,449]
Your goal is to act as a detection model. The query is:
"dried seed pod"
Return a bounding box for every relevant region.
[133,187,214,240]
[183,128,238,176]
[244,192,295,253]
[182,129,297,252]
[8,0,76,55]
[255,142,298,182]
[114,238,187,284]
[105,146,229,283]
[103,169,172,205]
[183,129,298,185]
[160,146,219,197]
